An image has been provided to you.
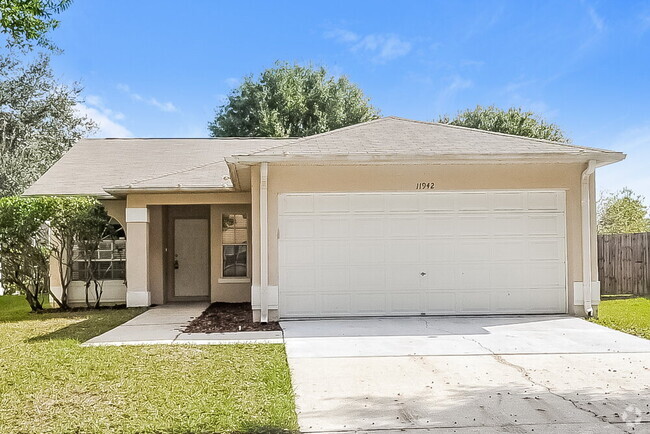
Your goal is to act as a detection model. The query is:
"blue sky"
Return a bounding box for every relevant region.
[45,0,650,199]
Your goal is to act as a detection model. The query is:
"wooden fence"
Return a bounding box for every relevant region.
[597,232,650,295]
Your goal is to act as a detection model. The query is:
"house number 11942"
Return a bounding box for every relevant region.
[415,182,435,190]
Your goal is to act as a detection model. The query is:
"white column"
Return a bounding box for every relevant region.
[259,163,269,322]
[125,207,151,307]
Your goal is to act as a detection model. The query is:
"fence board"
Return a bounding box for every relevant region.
[597,232,650,295]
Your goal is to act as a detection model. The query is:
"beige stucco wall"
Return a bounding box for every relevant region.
[257,162,597,316]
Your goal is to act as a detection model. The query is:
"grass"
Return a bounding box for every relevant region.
[0,295,298,433]
[591,295,650,340]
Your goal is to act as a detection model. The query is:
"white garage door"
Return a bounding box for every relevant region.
[278,191,567,318]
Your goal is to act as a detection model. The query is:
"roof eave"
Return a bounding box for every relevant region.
[227,151,626,166]
[103,185,237,198]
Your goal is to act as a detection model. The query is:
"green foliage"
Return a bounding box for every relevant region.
[591,296,650,340]
[0,196,111,310]
[0,0,72,50]
[48,196,109,309]
[209,62,380,137]
[0,196,55,310]
[597,188,650,234]
[438,105,570,142]
[0,53,95,197]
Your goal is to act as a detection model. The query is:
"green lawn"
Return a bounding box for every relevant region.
[591,295,650,340]
[0,295,298,433]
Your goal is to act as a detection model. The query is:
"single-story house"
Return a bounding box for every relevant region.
[25,117,625,320]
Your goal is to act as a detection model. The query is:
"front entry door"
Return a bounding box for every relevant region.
[174,218,210,298]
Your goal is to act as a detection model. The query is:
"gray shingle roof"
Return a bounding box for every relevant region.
[24,138,291,198]
[241,117,624,159]
[24,117,624,198]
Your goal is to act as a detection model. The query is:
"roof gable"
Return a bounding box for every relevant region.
[241,117,622,160]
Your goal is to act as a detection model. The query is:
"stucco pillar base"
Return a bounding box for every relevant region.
[253,308,279,323]
[126,291,151,307]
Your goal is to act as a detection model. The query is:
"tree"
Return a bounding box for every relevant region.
[0,196,55,311]
[48,197,106,309]
[598,188,650,234]
[208,62,380,138]
[0,54,95,197]
[438,105,569,143]
[0,0,72,50]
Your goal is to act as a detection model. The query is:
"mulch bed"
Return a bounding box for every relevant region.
[183,302,281,333]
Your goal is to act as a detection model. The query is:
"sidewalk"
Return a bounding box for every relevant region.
[82,302,283,346]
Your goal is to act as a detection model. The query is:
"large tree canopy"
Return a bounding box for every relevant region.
[0,0,71,50]
[598,188,650,234]
[0,54,95,197]
[208,62,380,138]
[438,105,570,143]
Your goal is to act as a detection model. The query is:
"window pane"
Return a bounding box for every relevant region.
[222,213,248,244]
[223,245,247,277]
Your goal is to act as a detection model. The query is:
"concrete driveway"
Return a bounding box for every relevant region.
[281,316,650,433]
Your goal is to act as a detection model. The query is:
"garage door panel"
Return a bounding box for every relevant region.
[456,240,492,261]
[389,292,424,313]
[457,291,492,313]
[421,215,457,237]
[385,264,422,288]
[387,193,420,212]
[281,194,314,214]
[493,192,526,211]
[350,266,386,289]
[457,215,492,236]
[425,292,457,314]
[421,239,455,262]
[320,293,352,315]
[457,263,492,288]
[493,215,527,236]
[528,191,565,211]
[491,240,527,261]
[527,262,566,287]
[527,214,565,235]
[386,239,421,263]
[490,264,526,289]
[281,217,315,239]
[318,240,349,264]
[350,216,384,238]
[425,265,456,289]
[422,193,455,212]
[278,191,567,318]
[319,266,349,290]
[317,216,350,238]
[314,194,350,213]
[280,267,316,290]
[280,241,315,266]
[457,192,490,211]
[280,293,317,317]
[387,215,420,238]
[528,239,566,261]
[352,293,388,314]
[349,241,385,264]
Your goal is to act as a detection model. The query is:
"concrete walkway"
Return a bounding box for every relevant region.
[83,302,283,346]
[282,316,650,433]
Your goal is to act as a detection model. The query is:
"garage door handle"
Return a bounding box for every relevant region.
[420,272,427,276]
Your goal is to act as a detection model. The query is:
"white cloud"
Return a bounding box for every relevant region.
[116,83,178,113]
[76,103,132,138]
[224,77,240,88]
[325,28,412,63]
[586,4,605,32]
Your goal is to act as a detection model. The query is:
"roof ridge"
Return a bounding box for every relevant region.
[388,116,617,154]
[245,117,388,156]
[81,137,295,141]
